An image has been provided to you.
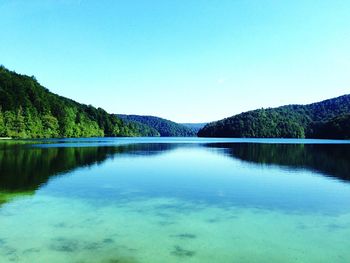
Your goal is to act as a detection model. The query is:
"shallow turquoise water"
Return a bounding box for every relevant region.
[1,138,350,262]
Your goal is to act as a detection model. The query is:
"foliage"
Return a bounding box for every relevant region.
[308,114,350,139]
[181,123,207,133]
[198,95,350,139]
[0,65,158,138]
[117,114,196,137]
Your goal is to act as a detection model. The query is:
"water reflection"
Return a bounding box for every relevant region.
[1,140,350,263]
[206,143,350,181]
[0,143,179,192]
[0,143,179,205]
[1,141,350,207]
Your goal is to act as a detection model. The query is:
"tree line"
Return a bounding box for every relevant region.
[0,66,159,138]
[198,95,350,139]
[117,114,196,137]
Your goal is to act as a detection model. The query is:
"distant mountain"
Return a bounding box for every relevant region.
[198,95,350,139]
[0,65,159,138]
[117,114,196,137]
[181,123,207,133]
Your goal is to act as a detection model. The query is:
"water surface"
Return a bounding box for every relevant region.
[1,138,350,263]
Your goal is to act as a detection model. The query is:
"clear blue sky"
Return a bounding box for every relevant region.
[1,0,349,122]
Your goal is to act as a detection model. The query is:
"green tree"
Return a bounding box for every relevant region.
[198,94,350,139]
[13,107,27,138]
[24,108,43,138]
[3,111,16,137]
[42,114,59,138]
[0,107,5,136]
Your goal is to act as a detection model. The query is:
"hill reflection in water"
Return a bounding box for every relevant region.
[2,141,350,194]
[205,143,350,182]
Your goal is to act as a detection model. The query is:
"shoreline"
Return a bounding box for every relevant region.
[0,137,12,140]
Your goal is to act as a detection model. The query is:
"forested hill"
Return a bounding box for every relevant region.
[117,115,196,137]
[0,66,159,138]
[181,123,207,133]
[198,95,350,139]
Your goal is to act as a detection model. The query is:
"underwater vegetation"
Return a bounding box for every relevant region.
[171,245,196,258]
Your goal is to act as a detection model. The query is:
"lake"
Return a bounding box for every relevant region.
[1,138,350,263]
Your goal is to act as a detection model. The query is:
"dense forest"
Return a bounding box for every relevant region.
[181,123,207,133]
[117,114,196,137]
[308,114,350,139]
[2,65,349,139]
[198,95,350,139]
[0,66,159,138]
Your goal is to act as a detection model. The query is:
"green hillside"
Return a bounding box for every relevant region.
[0,66,158,138]
[117,114,196,137]
[181,123,207,133]
[308,114,350,139]
[198,95,350,139]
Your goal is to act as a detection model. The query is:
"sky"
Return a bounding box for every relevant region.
[1,0,349,123]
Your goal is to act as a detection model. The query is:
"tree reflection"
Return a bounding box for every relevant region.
[205,143,350,181]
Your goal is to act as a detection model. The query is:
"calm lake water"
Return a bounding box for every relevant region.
[1,138,350,263]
